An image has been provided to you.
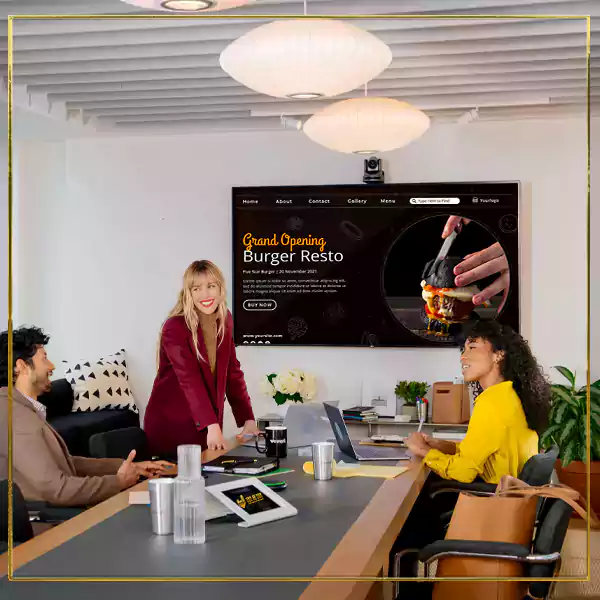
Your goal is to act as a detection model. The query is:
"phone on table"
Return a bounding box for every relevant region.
[264,481,287,490]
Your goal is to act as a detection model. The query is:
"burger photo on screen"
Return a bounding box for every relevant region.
[420,256,488,337]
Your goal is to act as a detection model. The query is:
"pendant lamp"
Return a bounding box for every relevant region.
[119,0,255,11]
[219,19,392,99]
[303,97,431,154]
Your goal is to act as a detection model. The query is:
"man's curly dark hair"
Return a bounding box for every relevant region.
[461,320,551,435]
[0,326,50,387]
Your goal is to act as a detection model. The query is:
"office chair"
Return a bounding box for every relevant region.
[405,495,573,600]
[89,426,151,461]
[0,479,35,554]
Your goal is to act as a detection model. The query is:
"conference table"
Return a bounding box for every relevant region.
[0,439,429,600]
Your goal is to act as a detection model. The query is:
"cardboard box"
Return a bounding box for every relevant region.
[432,382,470,424]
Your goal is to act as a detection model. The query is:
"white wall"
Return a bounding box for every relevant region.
[0,141,7,332]
[15,118,590,433]
[591,119,600,384]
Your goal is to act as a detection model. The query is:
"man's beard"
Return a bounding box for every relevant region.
[33,373,52,394]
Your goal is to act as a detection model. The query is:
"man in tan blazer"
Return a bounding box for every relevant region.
[0,326,173,507]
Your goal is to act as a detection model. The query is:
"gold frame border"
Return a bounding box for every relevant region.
[6,12,592,586]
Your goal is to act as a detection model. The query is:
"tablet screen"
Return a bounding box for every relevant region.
[222,484,280,515]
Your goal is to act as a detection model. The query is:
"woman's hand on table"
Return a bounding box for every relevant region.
[405,432,431,458]
[207,424,228,451]
[236,419,260,440]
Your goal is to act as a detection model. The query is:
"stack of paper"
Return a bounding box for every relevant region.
[303,460,407,479]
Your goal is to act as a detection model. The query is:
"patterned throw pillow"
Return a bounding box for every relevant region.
[62,349,138,413]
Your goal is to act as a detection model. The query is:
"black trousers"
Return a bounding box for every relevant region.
[388,473,462,600]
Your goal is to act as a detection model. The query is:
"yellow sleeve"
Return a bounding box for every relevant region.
[424,396,504,483]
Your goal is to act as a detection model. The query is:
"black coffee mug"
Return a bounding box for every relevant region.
[255,426,287,459]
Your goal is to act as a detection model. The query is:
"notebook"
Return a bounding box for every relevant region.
[201,455,279,475]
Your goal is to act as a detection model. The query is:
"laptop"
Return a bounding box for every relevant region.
[285,401,338,449]
[323,402,410,461]
[240,401,339,449]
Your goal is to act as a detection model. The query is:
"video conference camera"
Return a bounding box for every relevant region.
[363,156,384,184]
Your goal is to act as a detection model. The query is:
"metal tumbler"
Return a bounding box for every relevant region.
[312,442,335,481]
[149,478,175,535]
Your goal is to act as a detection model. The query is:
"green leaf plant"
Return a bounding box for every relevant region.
[539,366,600,467]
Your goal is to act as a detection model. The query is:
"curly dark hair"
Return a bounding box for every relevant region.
[0,326,50,387]
[460,320,551,435]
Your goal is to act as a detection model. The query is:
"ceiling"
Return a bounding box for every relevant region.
[1,0,598,137]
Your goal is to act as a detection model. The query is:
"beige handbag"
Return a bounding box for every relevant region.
[432,477,598,600]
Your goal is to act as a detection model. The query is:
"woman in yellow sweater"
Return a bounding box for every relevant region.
[392,320,550,591]
[405,320,550,483]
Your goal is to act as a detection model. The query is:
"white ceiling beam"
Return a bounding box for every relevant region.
[99,106,476,123]
[101,110,253,123]
[58,78,589,105]
[12,19,592,64]
[15,49,591,85]
[15,66,227,85]
[76,90,583,115]
[6,0,586,27]
[36,67,593,97]
[12,15,591,53]
[102,116,289,134]
[21,57,592,90]
[13,35,590,76]
[83,95,595,120]
[97,107,597,134]
[101,106,591,127]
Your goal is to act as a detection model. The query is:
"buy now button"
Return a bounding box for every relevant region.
[243,299,277,311]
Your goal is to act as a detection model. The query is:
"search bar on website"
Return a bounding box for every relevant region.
[410,198,461,205]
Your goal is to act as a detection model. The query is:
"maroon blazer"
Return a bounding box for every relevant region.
[144,311,254,457]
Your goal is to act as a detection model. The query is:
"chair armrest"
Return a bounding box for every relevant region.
[36,507,85,523]
[25,500,50,511]
[418,540,561,567]
[26,501,85,523]
[429,480,496,498]
[419,539,531,563]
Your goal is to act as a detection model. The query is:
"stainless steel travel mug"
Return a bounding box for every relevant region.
[312,441,335,481]
[149,478,175,535]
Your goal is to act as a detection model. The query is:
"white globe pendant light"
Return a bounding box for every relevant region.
[219,19,392,99]
[303,97,431,154]
[119,0,255,11]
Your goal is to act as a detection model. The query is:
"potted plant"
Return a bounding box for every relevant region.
[540,365,600,513]
[394,380,430,421]
[260,369,317,406]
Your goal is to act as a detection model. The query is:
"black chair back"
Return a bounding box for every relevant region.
[89,427,150,461]
[520,446,558,486]
[526,496,573,598]
[0,479,34,545]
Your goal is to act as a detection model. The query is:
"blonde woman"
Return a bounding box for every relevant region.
[144,261,258,457]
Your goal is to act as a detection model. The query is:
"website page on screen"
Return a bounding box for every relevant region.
[232,182,519,347]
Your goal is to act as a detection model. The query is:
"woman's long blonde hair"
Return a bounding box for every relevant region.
[158,260,227,366]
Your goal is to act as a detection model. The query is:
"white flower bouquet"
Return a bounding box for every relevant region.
[259,369,317,406]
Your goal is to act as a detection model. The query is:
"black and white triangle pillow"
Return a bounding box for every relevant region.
[62,349,138,413]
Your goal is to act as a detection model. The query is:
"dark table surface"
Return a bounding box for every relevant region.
[3,449,389,600]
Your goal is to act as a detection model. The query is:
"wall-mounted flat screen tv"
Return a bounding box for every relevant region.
[232,182,519,347]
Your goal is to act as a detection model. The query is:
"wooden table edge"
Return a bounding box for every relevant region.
[0,437,242,577]
[300,460,429,600]
[2,444,429,600]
